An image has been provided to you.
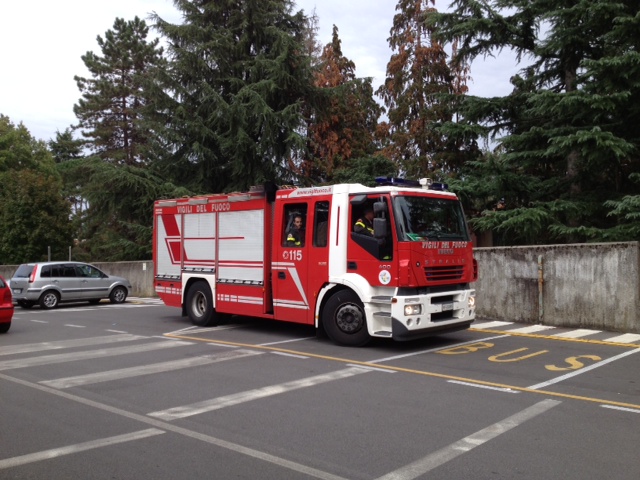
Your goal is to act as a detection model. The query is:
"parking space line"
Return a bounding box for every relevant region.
[0,334,145,356]
[528,348,640,390]
[0,429,165,469]
[148,367,372,421]
[40,349,263,389]
[471,321,513,329]
[552,329,601,338]
[604,333,640,344]
[0,373,350,480]
[374,399,561,480]
[506,325,556,334]
[0,340,192,371]
[448,380,519,394]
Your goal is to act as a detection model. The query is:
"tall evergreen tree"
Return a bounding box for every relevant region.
[149,0,314,193]
[302,25,382,183]
[431,0,640,244]
[74,17,165,166]
[377,0,473,180]
[67,18,167,260]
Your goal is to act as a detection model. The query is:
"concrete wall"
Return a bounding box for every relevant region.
[473,242,640,333]
[2,241,639,332]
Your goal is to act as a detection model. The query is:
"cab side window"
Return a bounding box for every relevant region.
[282,204,308,247]
[313,201,329,247]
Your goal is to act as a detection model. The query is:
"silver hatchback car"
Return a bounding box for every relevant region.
[9,262,132,309]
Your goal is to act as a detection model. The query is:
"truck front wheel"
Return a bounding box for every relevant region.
[186,281,220,327]
[322,290,371,347]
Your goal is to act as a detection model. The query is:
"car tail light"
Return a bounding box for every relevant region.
[2,289,11,305]
[29,265,38,283]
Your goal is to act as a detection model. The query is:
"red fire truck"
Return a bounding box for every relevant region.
[153,178,477,346]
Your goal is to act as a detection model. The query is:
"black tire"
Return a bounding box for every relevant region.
[39,290,60,309]
[185,281,220,327]
[109,286,127,304]
[0,322,10,334]
[17,300,34,309]
[322,290,371,347]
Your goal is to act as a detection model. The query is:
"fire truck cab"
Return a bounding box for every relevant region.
[153,178,477,346]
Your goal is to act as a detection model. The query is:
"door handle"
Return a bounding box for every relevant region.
[347,262,357,270]
[278,272,286,279]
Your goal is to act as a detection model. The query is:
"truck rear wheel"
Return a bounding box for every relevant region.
[322,290,371,347]
[186,281,220,327]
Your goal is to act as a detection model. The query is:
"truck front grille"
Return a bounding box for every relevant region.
[424,265,464,282]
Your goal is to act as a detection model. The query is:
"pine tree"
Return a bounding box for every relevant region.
[377,0,473,180]
[149,0,314,193]
[432,0,640,244]
[73,17,165,166]
[302,25,382,183]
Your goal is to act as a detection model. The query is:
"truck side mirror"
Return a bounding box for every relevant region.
[373,218,387,239]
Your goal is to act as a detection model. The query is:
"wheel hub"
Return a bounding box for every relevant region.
[336,304,364,333]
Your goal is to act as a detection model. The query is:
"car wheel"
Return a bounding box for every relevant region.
[17,300,34,309]
[186,281,220,327]
[109,286,127,304]
[0,322,10,334]
[322,290,371,347]
[39,290,60,309]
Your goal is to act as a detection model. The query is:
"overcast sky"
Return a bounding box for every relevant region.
[1,0,518,143]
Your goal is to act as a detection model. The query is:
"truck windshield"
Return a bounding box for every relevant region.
[393,195,470,242]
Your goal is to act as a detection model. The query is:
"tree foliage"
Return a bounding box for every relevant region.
[148,0,314,193]
[377,0,475,180]
[74,16,165,166]
[301,25,382,183]
[431,0,640,244]
[0,116,73,264]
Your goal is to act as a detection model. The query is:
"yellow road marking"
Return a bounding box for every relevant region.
[164,333,640,412]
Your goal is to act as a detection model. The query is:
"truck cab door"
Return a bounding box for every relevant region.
[272,202,313,324]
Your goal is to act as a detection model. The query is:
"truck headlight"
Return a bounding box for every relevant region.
[468,295,476,308]
[404,304,422,316]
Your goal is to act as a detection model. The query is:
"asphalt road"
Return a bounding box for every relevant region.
[1,299,639,479]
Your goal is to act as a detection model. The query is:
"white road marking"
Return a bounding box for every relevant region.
[29,320,48,324]
[506,325,556,334]
[271,351,309,359]
[374,399,561,480]
[0,373,350,480]
[604,333,640,344]
[448,380,519,393]
[148,367,371,421]
[552,329,601,338]
[471,321,513,329]
[0,429,165,469]
[0,334,145,356]
[528,348,640,390]
[64,324,86,328]
[601,405,640,414]
[0,340,192,371]
[259,336,316,346]
[40,349,263,389]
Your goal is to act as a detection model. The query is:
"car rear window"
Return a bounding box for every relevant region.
[0,277,5,288]
[13,264,34,278]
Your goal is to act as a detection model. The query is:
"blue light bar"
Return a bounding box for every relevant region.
[375,177,421,187]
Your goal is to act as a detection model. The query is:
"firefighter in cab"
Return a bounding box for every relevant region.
[286,214,304,246]
[354,207,374,236]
